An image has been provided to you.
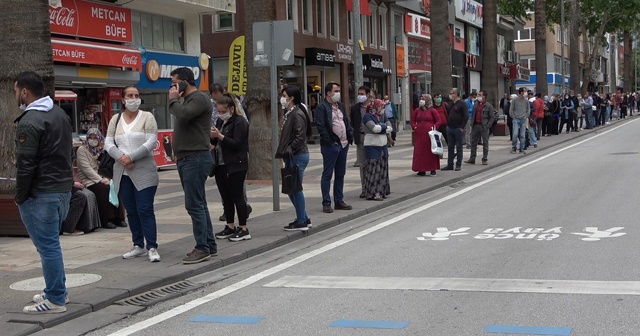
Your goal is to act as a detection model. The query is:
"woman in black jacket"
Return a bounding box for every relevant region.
[211,93,251,242]
[276,87,313,231]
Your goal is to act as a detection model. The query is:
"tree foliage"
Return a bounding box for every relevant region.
[497,0,534,20]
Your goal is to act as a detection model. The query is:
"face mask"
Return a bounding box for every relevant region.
[449,95,454,100]
[125,99,141,112]
[565,96,569,99]
[477,97,484,103]
[549,97,555,102]
[87,139,99,147]
[219,113,231,121]
[280,97,291,109]
[357,95,368,103]
[524,93,528,98]
[419,100,426,107]
[19,104,26,111]
[331,92,341,103]
[435,98,442,105]
[377,109,385,115]
[472,98,477,102]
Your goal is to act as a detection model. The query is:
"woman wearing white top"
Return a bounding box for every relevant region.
[105,86,161,262]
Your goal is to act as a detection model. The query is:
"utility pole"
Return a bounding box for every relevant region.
[353,0,363,90]
[560,0,566,94]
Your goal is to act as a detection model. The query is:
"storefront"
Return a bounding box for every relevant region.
[362,54,391,98]
[405,13,432,104]
[452,50,482,96]
[498,64,512,100]
[303,47,340,119]
[453,0,483,96]
[49,0,141,135]
[511,65,532,91]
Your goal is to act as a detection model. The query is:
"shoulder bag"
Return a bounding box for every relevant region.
[97,113,122,179]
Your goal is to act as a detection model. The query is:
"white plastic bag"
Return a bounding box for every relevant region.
[428,127,444,156]
[109,180,119,207]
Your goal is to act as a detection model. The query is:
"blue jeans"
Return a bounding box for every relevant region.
[511,118,526,150]
[320,143,349,205]
[446,127,464,168]
[119,175,158,249]
[285,152,310,224]
[528,125,538,146]
[606,106,611,122]
[177,151,216,253]
[19,192,71,306]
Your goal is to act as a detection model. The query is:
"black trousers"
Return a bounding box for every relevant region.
[215,165,249,226]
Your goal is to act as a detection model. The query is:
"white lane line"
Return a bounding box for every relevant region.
[108,120,635,336]
[264,276,640,295]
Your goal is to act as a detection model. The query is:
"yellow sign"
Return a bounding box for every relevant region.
[358,39,365,51]
[228,36,247,95]
[146,60,160,81]
[199,53,210,70]
[396,45,406,77]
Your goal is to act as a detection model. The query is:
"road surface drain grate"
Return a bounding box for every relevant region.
[116,280,204,306]
[609,152,638,155]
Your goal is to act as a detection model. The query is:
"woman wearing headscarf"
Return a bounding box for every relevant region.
[411,94,442,176]
[76,128,126,230]
[362,99,389,200]
[211,93,251,241]
[105,86,160,262]
[559,93,574,134]
[276,87,313,231]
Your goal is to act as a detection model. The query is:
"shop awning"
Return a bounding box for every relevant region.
[51,38,142,71]
[54,90,77,101]
[345,0,371,16]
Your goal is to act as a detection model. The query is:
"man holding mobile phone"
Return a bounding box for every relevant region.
[168,67,217,264]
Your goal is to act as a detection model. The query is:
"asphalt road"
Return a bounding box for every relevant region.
[89,119,640,336]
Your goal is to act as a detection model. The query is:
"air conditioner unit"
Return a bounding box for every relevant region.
[514,52,521,63]
[505,51,514,63]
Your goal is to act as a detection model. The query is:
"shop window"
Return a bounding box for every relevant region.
[369,2,377,48]
[302,0,312,34]
[317,0,326,37]
[378,4,387,50]
[287,0,299,32]
[133,11,185,52]
[330,0,339,39]
[467,26,481,56]
[214,13,234,32]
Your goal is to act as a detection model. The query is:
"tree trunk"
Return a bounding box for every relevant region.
[0,0,53,193]
[244,0,277,180]
[569,0,580,94]
[481,0,498,107]
[431,0,452,98]
[534,0,548,96]
[624,31,633,92]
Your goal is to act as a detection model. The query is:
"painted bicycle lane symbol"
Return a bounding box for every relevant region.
[416,227,626,242]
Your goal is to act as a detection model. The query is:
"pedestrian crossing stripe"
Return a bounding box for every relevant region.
[189,315,264,324]
[330,320,410,329]
[485,324,572,335]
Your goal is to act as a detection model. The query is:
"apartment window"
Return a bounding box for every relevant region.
[520,59,529,68]
[516,27,534,41]
[369,2,377,47]
[554,57,562,72]
[132,11,185,52]
[378,4,388,50]
[529,59,537,71]
[302,0,312,33]
[213,13,234,32]
[563,29,568,45]
[287,0,299,32]
[317,0,326,36]
[393,13,402,39]
[360,15,367,46]
[330,0,339,38]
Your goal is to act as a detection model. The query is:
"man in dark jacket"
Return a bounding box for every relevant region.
[465,89,495,165]
[315,82,354,213]
[350,86,371,197]
[442,88,469,171]
[14,71,73,314]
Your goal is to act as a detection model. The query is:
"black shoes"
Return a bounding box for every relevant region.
[115,220,128,227]
[284,222,309,231]
[229,228,251,241]
[323,204,333,213]
[441,166,454,171]
[215,226,236,239]
[417,172,426,176]
[334,201,352,210]
[103,221,117,229]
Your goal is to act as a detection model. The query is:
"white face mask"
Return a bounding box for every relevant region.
[449,94,454,100]
[125,98,141,112]
[219,113,231,121]
[19,104,26,111]
[477,96,484,103]
[357,95,368,104]
[550,97,555,102]
[87,139,99,147]
[419,100,426,107]
[280,97,291,109]
[331,92,341,103]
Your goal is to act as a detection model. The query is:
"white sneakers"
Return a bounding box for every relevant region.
[33,293,69,304]
[148,248,161,262]
[122,246,147,259]
[23,299,66,314]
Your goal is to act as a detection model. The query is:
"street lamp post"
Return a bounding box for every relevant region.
[560,0,566,94]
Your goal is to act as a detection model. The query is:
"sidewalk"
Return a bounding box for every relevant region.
[0,119,627,336]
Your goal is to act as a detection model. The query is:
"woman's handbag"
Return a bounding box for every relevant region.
[281,149,302,195]
[428,127,444,156]
[97,113,122,178]
[208,147,218,178]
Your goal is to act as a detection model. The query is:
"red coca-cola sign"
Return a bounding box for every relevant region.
[49,0,132,43]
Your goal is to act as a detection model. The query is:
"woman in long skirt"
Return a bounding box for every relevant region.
[411,94,442,176]
[362,99,389,200]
